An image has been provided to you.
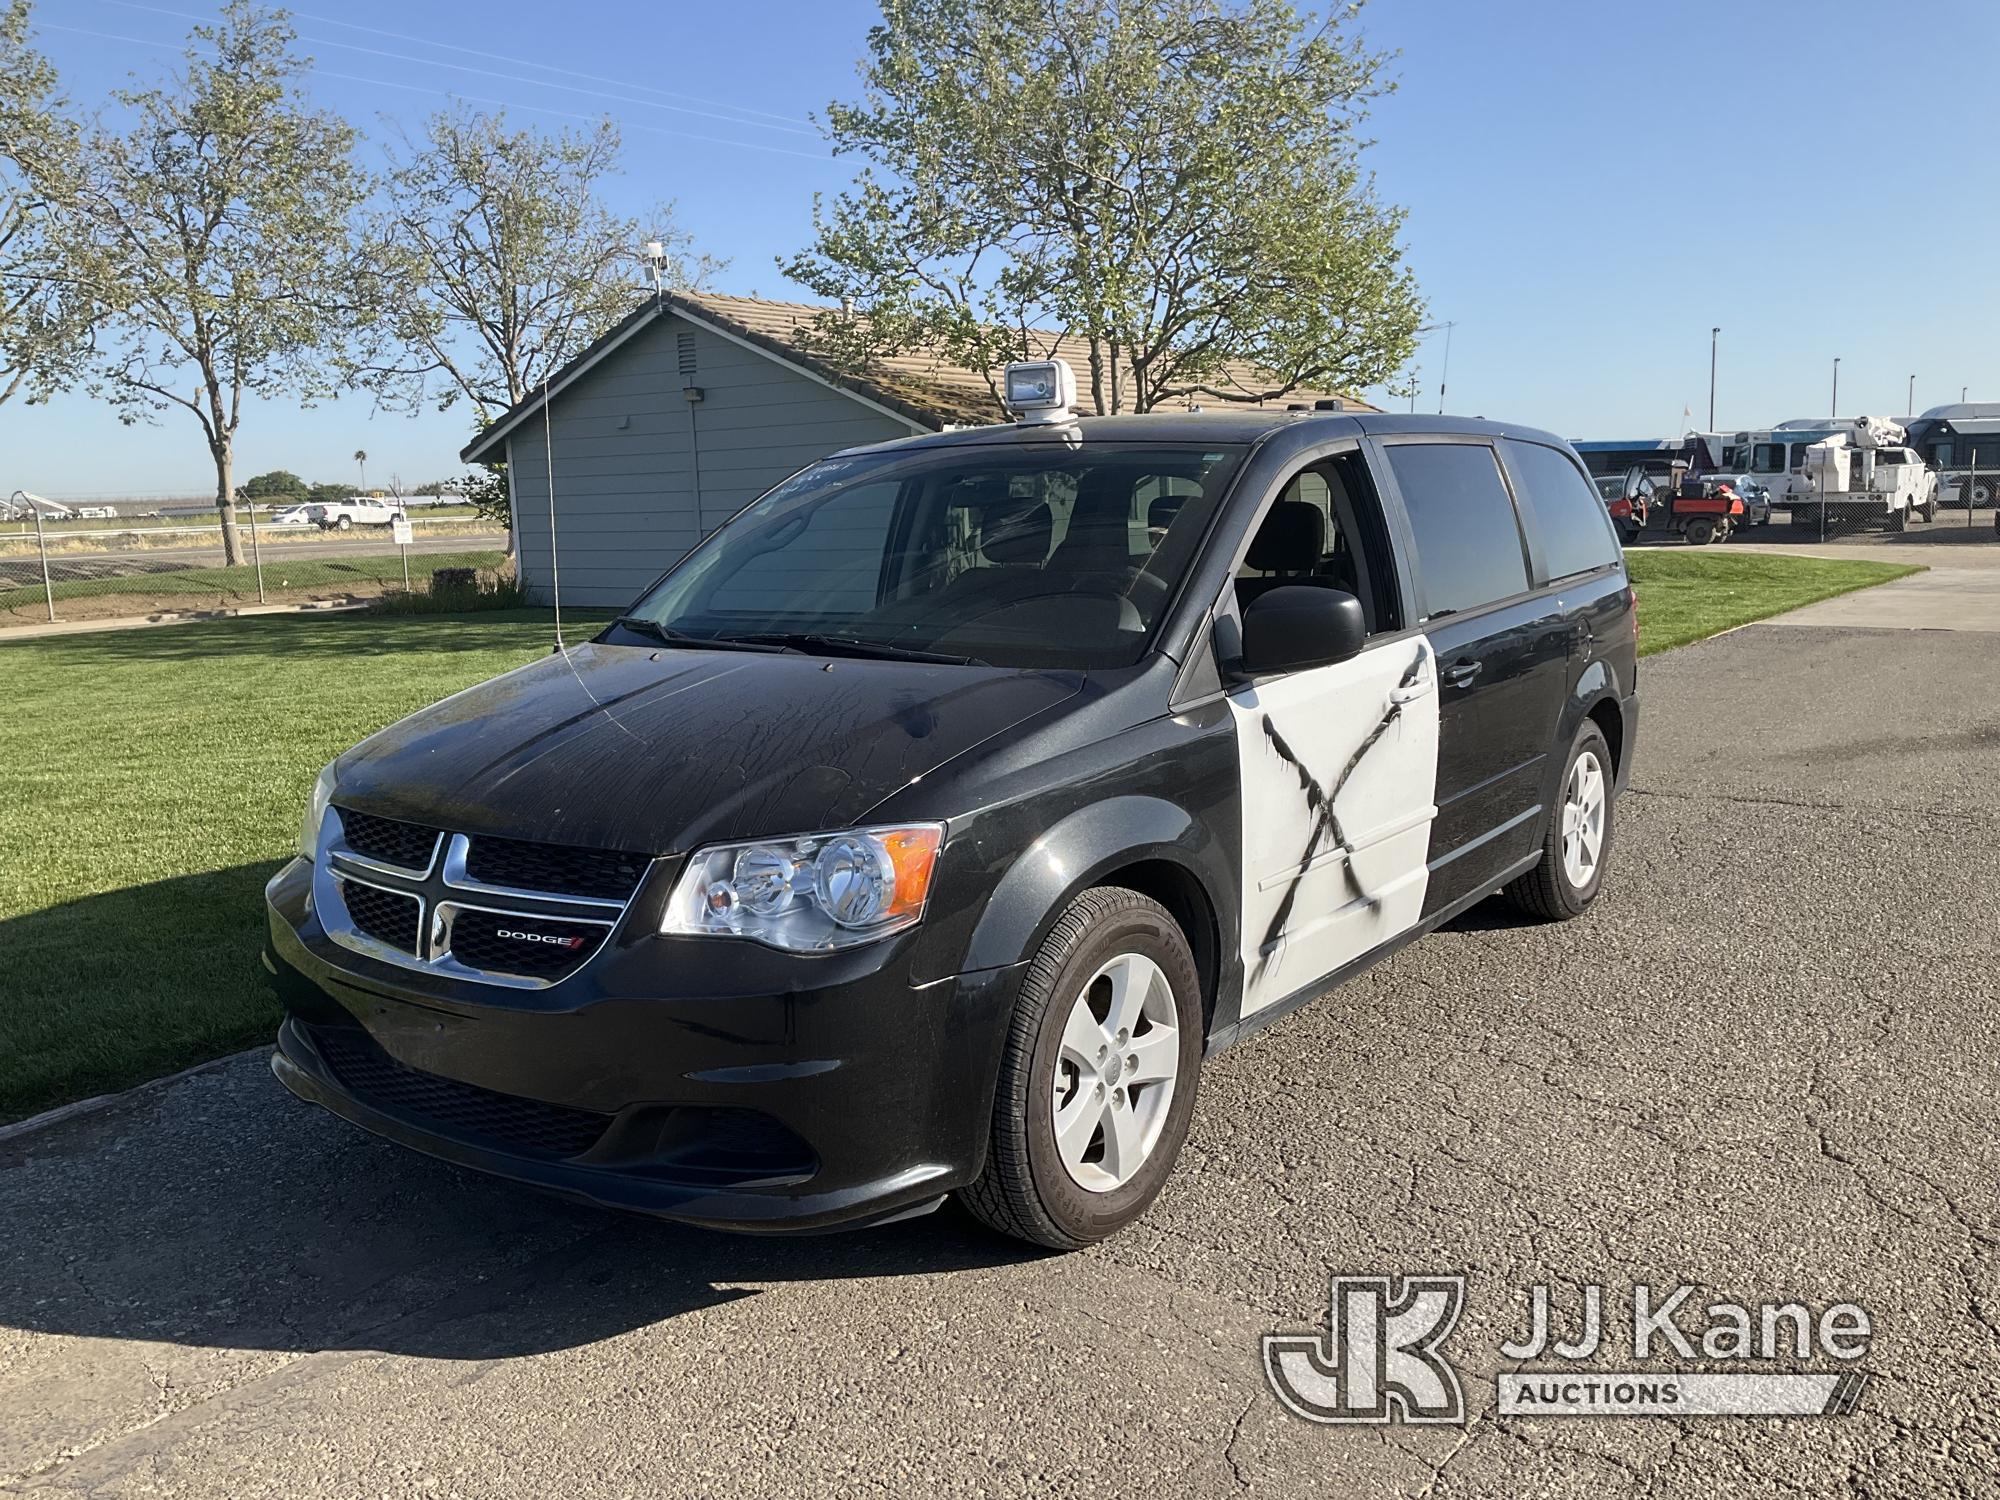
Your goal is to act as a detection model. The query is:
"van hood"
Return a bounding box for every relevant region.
[330,643,1084,854]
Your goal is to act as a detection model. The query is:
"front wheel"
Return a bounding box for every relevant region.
[960,887,1203,1250]
[1504,721,1615,922]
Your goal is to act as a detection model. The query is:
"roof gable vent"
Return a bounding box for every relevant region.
[676,331,697,377]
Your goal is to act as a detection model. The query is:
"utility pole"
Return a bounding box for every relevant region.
[1708,327,1720,430]
[1908,374,1915,415]
[1831,358,1841,420]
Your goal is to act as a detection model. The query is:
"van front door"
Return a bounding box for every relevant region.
[1222,452,1441,1020]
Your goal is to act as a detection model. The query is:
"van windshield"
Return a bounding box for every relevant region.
[611,442,1246,669]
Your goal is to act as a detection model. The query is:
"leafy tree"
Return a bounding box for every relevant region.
[0,0,92,407]
[305,481,352,506]
[364,108,720,424]
[457,460,509,532]
[241,468,308,501]
[782,0,1423,414]
[48,3,371,564]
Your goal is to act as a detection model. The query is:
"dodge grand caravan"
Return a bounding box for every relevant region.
[266,363,1638,1250]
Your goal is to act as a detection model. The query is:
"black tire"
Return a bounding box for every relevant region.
[1887,509,1906,533]
[1684,517,1716,546]
[1503,720,1615,923]
[959,886,1203,1250]
[336,515,352,531]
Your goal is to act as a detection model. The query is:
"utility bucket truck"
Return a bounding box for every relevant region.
[1792,418,1936,532]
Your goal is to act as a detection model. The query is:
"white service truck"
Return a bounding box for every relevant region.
[1791,417,1937,532]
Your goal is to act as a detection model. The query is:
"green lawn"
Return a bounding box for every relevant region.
[1624,550,1919,655]
[0,551,1921,1123]
[0,611,555,1122]
[0,547,507,613]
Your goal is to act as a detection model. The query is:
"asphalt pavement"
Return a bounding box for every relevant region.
[2,602,1996,1497]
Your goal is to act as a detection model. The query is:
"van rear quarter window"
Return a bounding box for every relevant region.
[1503,440,1622,580]
[1383,442,1530,618]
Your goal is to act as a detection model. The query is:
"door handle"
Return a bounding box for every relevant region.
[1389,677,1435,704]
[1441,658,1483,689]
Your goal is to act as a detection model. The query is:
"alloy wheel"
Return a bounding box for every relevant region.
[1050,952,1179,1193]
[1561,749,1607,889]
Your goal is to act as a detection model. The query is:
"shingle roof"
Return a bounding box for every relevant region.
[463,290,1376,463]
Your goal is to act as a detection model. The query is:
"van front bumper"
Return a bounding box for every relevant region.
[263,858,1023,1234]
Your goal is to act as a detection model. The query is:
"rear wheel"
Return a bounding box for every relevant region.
[1684,516,1717,546]
[960,887,1202,1250]
[1504,721,1614,922]
[1888,508,1906,533]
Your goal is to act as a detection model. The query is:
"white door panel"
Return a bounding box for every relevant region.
[1230,635,1440,1018]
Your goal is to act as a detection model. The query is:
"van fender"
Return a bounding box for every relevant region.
[1550,660,1625,803]
[958,794,1232,996]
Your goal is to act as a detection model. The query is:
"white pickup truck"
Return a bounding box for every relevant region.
[306,497,404,531]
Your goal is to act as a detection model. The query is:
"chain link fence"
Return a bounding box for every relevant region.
[1779,457,1999,542]
[0,499,511,626]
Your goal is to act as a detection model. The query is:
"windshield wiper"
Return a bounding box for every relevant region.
[609,617,797,653]
[721,631,981,666]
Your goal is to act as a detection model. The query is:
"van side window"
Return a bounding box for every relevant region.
[1503,440,1622,580]
[1383,443,1530,619]
[1234,452,1401,634]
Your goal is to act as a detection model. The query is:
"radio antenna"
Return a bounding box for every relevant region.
[543,371,565,655]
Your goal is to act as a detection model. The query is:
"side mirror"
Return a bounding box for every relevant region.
[1239,586,1367,676]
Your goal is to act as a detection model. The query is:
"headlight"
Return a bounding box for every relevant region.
[299,761,337,860]
[662,824,943,952]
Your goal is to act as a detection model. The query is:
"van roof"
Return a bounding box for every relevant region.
[838,409,1574,457]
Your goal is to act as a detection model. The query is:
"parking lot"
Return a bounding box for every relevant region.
[2,577,1995,1497]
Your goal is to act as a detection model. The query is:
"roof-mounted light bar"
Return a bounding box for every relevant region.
[1002,359,1078,426]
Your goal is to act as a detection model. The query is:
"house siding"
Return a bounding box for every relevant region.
[507,313,921,606]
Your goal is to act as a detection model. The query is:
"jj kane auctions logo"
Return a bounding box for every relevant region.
[1264,1276,1872,1423]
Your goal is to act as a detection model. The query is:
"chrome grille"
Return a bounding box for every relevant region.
[461,833,648,902]
[336,808,441,871]
[340,879,421,954]
[316,815,641,989]
[445,907,608,979]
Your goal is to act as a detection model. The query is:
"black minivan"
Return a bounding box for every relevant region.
[266,374,1637,1249]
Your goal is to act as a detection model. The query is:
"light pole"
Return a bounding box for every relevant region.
[1708,327,1720,430]
[1908,374,1915,415]
[1831,358,1840,420]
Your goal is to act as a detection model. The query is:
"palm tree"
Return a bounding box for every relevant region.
[354,449,368,494]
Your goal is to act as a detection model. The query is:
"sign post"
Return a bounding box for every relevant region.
[393,512,413,589]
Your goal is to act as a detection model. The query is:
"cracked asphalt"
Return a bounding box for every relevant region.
[2,616,1996,1497]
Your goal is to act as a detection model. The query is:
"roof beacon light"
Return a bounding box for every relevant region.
[1002,359,1078,426]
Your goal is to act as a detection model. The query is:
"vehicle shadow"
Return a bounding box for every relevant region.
[0,872,1041,1364]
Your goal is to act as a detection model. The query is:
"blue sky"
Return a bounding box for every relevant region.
[6,0,1997,497]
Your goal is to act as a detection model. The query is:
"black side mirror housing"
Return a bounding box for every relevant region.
[1238,586,1367,676]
